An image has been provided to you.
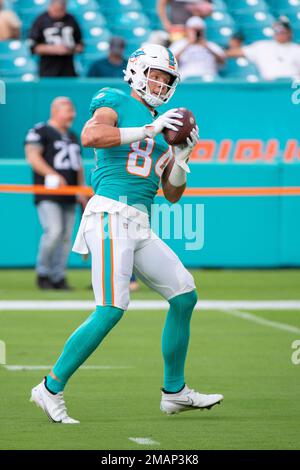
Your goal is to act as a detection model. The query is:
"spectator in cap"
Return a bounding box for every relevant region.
[87,36,127,78]
[226,17,300,80]
[170,16,225,80]
[87,37,127,78]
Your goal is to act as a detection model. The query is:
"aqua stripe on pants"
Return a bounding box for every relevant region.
[101,212,114,306]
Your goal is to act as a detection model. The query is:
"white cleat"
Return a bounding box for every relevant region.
[160,385,224,415]
[30,379,80,424]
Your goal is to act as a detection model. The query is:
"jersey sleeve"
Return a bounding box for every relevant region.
[89,88,123,117]
[24,124,46,148]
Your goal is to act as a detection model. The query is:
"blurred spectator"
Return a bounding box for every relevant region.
[29,0,83,77]
[227,32,244,50]
[143,30,170,48]
[25,97,88,290]
[130,274,139,292]
[87,37,126,78]
[170,16,225,80]
[0,0,21,40]
[157,0,213,34]
[226,17,300,80]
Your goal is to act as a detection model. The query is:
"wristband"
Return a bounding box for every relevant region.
[168,161,187,187]
[119,127,147,145]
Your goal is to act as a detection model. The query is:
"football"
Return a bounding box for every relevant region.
[163,108,197,146]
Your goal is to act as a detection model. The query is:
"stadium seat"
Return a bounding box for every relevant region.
[13,0,49,16]
[267,0,300,13]
[74,10,107,29]
[68,0,100,14]
[145,11,164,31]
[213,0,228,12]
[80,35,112,68]
[220,57,261,81]
[125,33,152,56]
[206,25,235,47]
[3,0,14,7]
[205,11,236,47]
[97,0,142,14]
[139,0,155,8]
[0,40,31,59]
[237,11,276,42]
[110,11,151,37]
[292,26,300,42]
[282,9,300,25]
[234,10,275,26]
[227,0,269,13]
[81,25,112,44]
[205,11,236,29]
[0,56,38,80]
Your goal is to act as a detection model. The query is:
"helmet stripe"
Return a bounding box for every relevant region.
[167,48,176,70]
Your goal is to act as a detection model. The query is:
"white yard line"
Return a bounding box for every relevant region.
[220,309,300,334]
[3,365,132,371]
[0,300,300,311]
[128,438,160,446]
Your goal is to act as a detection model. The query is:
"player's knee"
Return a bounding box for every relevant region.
[169,290,198,313]
[95,305,124,329]
[183,290,198,311]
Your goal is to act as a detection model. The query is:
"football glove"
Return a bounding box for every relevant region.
[173,126,199,173]
[144,109,183,138]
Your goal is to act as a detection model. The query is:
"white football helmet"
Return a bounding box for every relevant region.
[124,44,180,108]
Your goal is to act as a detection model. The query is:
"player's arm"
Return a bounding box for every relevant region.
[225,47,245,58]
[81,106,184,149]
[161,158,186,203]
[25,144,66,185]
[157,0,172,33]
[81,107,120,148]
[161,127,200,203]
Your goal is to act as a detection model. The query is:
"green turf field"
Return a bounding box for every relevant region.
[0,269,300,450]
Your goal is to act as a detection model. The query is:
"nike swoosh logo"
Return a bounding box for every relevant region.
[173,397,194,406]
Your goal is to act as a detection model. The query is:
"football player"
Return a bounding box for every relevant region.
[30,44,223,423]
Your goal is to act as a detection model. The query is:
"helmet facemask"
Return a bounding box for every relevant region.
[142,67,179,107]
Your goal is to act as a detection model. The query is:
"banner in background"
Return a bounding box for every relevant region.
[0,79,299,163]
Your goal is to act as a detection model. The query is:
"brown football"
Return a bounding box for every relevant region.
[163,108,197,146]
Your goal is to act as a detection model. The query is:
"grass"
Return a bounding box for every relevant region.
[0,268,300,300]
[0,269,300,450]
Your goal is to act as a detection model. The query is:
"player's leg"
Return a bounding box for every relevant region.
[49,203,76,288]
[134,236,223,414]
[134,235,196,393]
[36,201,64,288]
[31,211,133,423]
[47,211,132,391]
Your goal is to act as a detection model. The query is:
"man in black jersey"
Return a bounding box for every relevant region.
[25,97,87,290]
[29,0,83,77]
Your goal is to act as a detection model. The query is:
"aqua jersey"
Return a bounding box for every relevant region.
[89,87,172,215]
